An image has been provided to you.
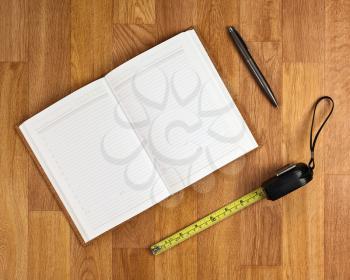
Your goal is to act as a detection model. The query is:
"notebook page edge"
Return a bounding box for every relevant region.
[18,78,122,242]
[105,31,188,82]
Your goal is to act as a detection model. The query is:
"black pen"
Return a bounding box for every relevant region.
[228,26,278,107]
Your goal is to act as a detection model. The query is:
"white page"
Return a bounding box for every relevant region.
[106,30,258,194]
[20,79,169,241]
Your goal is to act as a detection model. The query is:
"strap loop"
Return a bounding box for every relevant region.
[308,96,334,169]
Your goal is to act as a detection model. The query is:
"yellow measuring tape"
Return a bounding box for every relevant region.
[150,187,266,255]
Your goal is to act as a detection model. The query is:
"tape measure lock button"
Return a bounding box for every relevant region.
[276,163,297,176]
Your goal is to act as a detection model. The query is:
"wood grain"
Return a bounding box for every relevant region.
[155,189,197,280]
[240,0,281,42]
[283,0,324,62]
[28,0,71,211]
[70,233,112,280]
[29,211,70,279]
[196,174,241,280]
[1,0,350,279]
[0,63,28,279]
[195,3,241,279]
[240,267,282,280]
[325,0,350,174]
[71,0,113,90]
[325,175,350,279]
[113,209,156,248]
[113,249,154,280]
[113,0,155,24]
[0,0,27,61]
[282,63,324,279]
[239,42,282,266]
[156,0,196,40]
[112,24,157,67]
[196,0,240,100]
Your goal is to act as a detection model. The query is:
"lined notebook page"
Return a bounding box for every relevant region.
[106,30,257,194]
[20,29,257,242]
[20,79,169,241]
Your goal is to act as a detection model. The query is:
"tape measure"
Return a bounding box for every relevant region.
[150,96,334,256]
[150,187,266,255]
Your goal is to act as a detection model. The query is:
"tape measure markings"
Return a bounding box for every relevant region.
[150,187,266,255]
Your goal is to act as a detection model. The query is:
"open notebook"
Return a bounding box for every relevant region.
[19,29,257,243]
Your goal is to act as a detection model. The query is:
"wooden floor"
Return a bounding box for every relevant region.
[1,0,349,279]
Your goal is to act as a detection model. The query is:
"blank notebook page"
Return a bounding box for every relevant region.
[19,79,169,242]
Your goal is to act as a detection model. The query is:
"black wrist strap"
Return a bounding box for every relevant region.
[308,96,334,170]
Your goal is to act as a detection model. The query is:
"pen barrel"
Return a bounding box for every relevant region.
[228,26,278,107]
[246,58,271,89]
[245,58,278,106]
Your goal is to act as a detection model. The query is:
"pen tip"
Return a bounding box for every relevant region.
[270,97,279,108]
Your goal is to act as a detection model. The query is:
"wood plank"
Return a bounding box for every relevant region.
[239,42,282,266]
[0,0,27,61]
[195,2,242,278]
[283,0,324,62]
[28,0,71,211]
[71,232,112,279]
[196,0,240,100]
[2,0,350,278]
[282,63,324,279]
[240,0,281,42]
[325,0,350,174]
[325,175,350,279]
[239,266,282,280]
[196,173,241,280]
[113,0,155,24]
[69,1,113,279]
[0,62,28,279]
[113,249,154,280]
[155,189,197,280]
[71,0,113,90]
[113,24,157,67]
[240,199,282,266]
[29,211,70,279]
[156,0,196,41]
[113,209,156,248]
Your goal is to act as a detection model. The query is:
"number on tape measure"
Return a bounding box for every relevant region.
[150,187,266,255]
